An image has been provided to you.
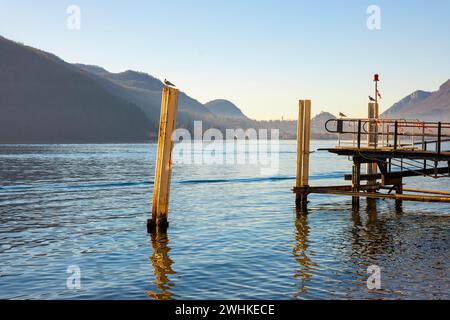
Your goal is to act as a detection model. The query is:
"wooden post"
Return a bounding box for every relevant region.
[302,100,311,187]
[367,103,378,195]
[148,87,179,232]
[295,100,311,208]
[296,101,305,189]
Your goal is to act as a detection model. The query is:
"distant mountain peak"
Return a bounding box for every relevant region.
[381,78,450,121]
[314,111,336,119]
[439,78,450,91]
[204,99,248,119]
[410,90,432,100]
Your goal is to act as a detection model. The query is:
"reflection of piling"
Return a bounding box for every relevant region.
[148,87,179,232]
[295,100,311,209]
[293,207,315,297]
[146,230,176,300]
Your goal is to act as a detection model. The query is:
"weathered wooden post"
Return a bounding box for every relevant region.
[295,100,311,209]
[366,102,378,193]
[302,101,311,187]
[148,86,179,232]
[296,101,305,189]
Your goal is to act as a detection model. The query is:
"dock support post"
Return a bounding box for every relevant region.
[352,158,361,210]
[295,100,311,209]
[395,179,403,210]
[148,86,179,232]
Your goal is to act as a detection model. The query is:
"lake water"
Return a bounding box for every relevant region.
[0,141,449,299]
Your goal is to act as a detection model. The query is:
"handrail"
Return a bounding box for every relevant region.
[325,118,450,152]
[325,118,450,135]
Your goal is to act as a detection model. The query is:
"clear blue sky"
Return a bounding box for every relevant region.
[1,0,449,119]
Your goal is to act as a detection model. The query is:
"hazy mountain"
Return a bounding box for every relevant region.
[0,36,152,143]
[204,99,248,119]
[75,64,217,130]
[310,111,337,139]
[381,80,450,121]
[382,90,431,118]
[311,111,335,130]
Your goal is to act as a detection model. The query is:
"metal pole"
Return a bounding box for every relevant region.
[357,120,362,149]
[437,122,442,155]
[394,121,398,150]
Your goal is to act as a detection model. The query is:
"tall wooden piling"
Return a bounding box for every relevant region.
[148,86,179,232]
[296,100,311,208]
[302,102,311,187]
[296,101,305,189]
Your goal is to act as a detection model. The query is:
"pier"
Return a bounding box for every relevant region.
[293,102,450,208]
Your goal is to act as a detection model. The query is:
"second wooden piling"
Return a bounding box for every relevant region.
[295,100,311,208]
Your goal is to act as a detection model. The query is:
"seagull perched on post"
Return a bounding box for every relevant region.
[164,79,176,87]
[339,112,347,118]
[368,95,376,102]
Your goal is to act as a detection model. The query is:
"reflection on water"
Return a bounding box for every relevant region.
[292,202,393,299]
[146,231,176,300]
[292,208,316,298]
[0,143,448,299]
[352,200,403,259]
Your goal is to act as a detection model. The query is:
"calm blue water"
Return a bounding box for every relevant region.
[0,141,449,299]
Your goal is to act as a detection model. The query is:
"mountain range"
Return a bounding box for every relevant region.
[0,35,448,143]
[381,80,450,121]
[204,99,248,119]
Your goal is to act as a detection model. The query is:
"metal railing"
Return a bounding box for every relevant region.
[325,118,450,154]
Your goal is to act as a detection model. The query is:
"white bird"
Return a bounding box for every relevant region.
[164,79,176,87]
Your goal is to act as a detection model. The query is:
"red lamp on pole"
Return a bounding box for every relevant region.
[373,74,381,119]
[374,74,380,105]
